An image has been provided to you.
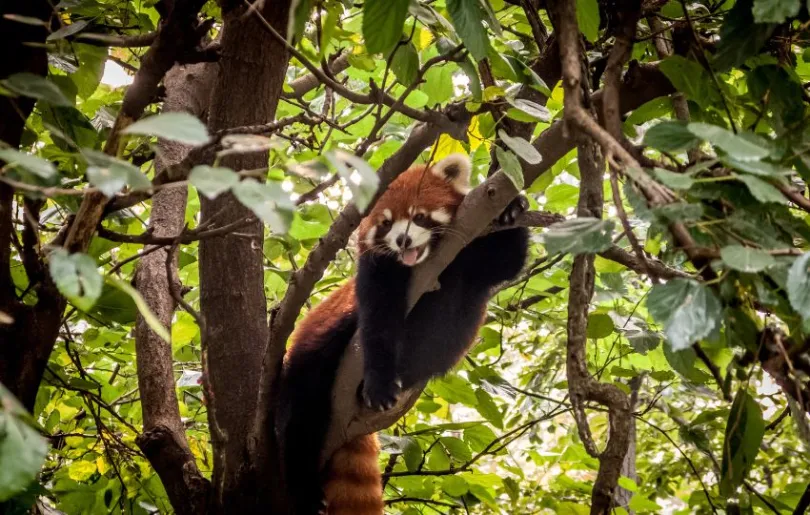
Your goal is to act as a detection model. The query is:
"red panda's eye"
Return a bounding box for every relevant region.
[413,213,426,223]
[380,219,392,228]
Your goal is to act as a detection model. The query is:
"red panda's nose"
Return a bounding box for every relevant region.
[395,234,412,249]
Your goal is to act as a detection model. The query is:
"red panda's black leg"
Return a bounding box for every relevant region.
[356,253,410,411]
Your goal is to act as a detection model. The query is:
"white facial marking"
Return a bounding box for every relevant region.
[430,208,451,224]
[365,226,377,248]
[385,219,431,252]
[383,209,393,220]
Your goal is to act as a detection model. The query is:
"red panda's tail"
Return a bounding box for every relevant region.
[323,434,384,515]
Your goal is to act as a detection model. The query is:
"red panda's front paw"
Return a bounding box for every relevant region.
[496,195,529,226]
[359,373,402,411]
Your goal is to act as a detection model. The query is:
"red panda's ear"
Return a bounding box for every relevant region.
[431,153,471,194]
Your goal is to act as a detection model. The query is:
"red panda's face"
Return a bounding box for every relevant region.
[358,153,472,267]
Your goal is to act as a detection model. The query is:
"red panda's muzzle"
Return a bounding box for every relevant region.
[400,243,428,266]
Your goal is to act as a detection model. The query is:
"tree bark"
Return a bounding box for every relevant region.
[199,1,291,511]
[133,63,214,515]
[0,0,68,412]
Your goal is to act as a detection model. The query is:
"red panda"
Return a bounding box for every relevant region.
[274,153,529,514]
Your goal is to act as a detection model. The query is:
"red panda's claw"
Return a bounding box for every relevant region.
[359,373,402,412]
[496,195,529,226]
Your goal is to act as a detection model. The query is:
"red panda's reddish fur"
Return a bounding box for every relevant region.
[282,161,467,515]
[323,434,384,515]
[277,154,532,515]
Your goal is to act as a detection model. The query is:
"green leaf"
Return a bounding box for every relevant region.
[737,175,788,205]
[752,0,800,23]
[289,215,329,241]
[391,42,420,86]
[498,129,542,165]
[748,64,805,125]
[713,0,777,71]
[86,163,128,197]
[0,148,56,180]
[325,150,380,212]
[83,150,151,196]
[787,253,810,323]
[1,73,72,107]
[653,168,694,190]
[720,156,790,178]
[474,389,503,429]
[47,20,88,41]
[447,0,490,62]
[464,424,496,453]
[48,249,103,312]
[643,121,699,152]
[586,313,614,339]
[287,0,315,42]
[720,391,765,497]
[458,57,483,101]
[189,165,240,200]
[67,460,96,482]
[402,437,423,472]
[232,179,294,234]
[543,218,615,256]
[576,0,600,42]
[617,476,638,492]
[687,123,770,161]
[495,147,524,190]
[505,98,551,122]
[0,385,49,502]
[106,276,170,343]
[720,245,776,273]
[71,44,106,100]
[628,495,662,512]
[477,0,501,36]
[442,475,469,496]
[362,0,409,54]
[440,436,472,462]
[647,279,722,351]
[430,375,478,405]
[659,56,714,108]
[122,112,210,145]
[626,329,661,354]
[423,65,455,104]
[663,344,696,378]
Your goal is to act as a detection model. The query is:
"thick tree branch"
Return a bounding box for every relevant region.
[197,1,293,510]
[132,63,213,515]
[0,0,68,411]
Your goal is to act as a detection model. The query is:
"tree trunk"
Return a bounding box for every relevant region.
[0,0,68,412]
[199,1,291,511]
[133,63,214,515]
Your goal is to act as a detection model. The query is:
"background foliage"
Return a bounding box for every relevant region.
[3,0,810,513]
